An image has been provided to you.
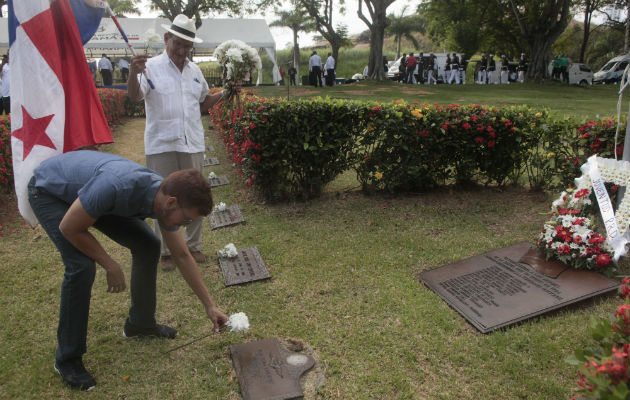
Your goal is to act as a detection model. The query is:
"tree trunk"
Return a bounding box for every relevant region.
[579,1,593,63]
[357,0,391,80]
[527,38,552,80]
[293,30,301,81]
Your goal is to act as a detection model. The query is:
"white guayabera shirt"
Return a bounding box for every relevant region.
[139,51,209,155]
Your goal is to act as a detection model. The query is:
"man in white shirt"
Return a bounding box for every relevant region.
[98,53,113,86]
[118,58,129,82]
[0,53,9,115]
[324,52,335,86]
[308,51,322,87]
[127,14,224,271]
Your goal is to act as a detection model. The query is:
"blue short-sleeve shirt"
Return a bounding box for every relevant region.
[33,150,175,230]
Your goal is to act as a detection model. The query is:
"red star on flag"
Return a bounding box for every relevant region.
[12,105,56,160]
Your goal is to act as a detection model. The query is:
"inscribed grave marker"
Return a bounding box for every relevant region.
[210,205,244,229]
[208,175,230,188]
[219,246,270,286]
[230,337,315,400]
[203,157,219,167]
[419,242,619,333]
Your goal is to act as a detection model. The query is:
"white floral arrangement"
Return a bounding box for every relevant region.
[217,243,238,258]
[226,312,250,332]
[208,171,217,179]
[213,39,262,83]
[537,156,630,274]
[144,28,161,55]
[213,202,227,212]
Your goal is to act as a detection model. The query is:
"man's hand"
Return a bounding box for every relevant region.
[105,263,126,293]
[129,55,148,75]
[206,305,228,332]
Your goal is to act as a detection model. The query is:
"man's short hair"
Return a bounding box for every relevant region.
[160,169,213,215]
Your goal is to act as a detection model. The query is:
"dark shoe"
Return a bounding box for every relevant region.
[189,250,207,263]
[160,255,176,271]
[54,358,96,391]
[123,319,177,339]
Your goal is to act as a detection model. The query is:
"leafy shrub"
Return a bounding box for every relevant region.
[97,88,127,126]
[567,278,630,400]
[123,95,145,117]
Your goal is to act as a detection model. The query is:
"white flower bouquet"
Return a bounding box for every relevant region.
[226,312,250,332]
[213,202,227,212]
[208,171,217,179]
[217,243,238,258]
[213,39,262,110]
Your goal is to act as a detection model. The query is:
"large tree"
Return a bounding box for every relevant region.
[269,3,315,80]
[499,0,573,79]
[148,0,269,27]
[299,0,352,67]
[574,0,615,62]
[385,6,425,59]
[358,0,396,80]
[107,0,141,17]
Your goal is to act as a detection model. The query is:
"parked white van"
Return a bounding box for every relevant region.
[546,62,594,86]
[594,55,630,84]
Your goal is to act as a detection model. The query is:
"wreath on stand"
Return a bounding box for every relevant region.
[538,155,630,276]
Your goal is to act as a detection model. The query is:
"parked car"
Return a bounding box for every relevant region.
[547,62,593,86]
[594,55,630,84]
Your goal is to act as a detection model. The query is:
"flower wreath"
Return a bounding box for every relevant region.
[538,156,630,274]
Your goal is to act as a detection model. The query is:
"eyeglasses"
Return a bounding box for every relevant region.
[179,205,194,226]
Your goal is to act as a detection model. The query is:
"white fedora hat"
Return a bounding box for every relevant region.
[161,14,203,43]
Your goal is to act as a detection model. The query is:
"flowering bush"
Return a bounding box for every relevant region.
[538,186,615,274]
[97,88,127,126]
[0,115,11,188]
[567,277,630,400]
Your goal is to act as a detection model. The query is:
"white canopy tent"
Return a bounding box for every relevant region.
[0,17,278,84]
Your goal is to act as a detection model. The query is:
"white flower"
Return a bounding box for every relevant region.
[226,312,249,332]
[208,171,217,179]
[214,202,227,212]
[218,243,238,258]
[226,48,243,63]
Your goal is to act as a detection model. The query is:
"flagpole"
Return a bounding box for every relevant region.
[103,4,155,89]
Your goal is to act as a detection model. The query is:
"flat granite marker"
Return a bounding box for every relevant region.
[208,175,230,188]
[219,246,270,286]
[203,157,219,167]
[210,205,245,229]
[419,242,619,333]
[230,337,315,400]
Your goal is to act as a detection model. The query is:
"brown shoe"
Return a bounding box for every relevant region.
[160,256,176,272]
[189,251,207,264]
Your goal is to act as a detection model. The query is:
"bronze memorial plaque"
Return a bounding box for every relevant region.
[230,337,315,400]
[419,242,619,333]
[219,246,270,286]
[206,145,215,153]
[210,205,245,230]
[203,157,219,167]
[208,175,230,188]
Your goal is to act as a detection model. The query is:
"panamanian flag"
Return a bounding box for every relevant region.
[9,0,113,227]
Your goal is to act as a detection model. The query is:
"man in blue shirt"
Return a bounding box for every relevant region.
[28,150,227,391]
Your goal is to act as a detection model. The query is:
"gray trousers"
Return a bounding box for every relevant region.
[146,151,204,256]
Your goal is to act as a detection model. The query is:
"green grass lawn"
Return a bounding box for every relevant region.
[0,84,626,399]
[252,79,627,121]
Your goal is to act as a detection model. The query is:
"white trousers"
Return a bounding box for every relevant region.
[448,69,460,84]
[427,70,437,84]
[518,71,525,83]
[487,70,494,84]
[500,70,509,84]
[478,70,486,84]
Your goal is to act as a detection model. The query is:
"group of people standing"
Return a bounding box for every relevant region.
[476,53,528,84]
[88,54,130,86]
[397,51,528,85]
[308,50,336,87]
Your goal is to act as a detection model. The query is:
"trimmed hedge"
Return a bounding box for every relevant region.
[210,94,624,200]
[0,115,10,187]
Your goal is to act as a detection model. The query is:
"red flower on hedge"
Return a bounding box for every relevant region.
[462,122,471,130]
[474,136,484,144]
[442,122,450,130]
[487,140,496,148]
